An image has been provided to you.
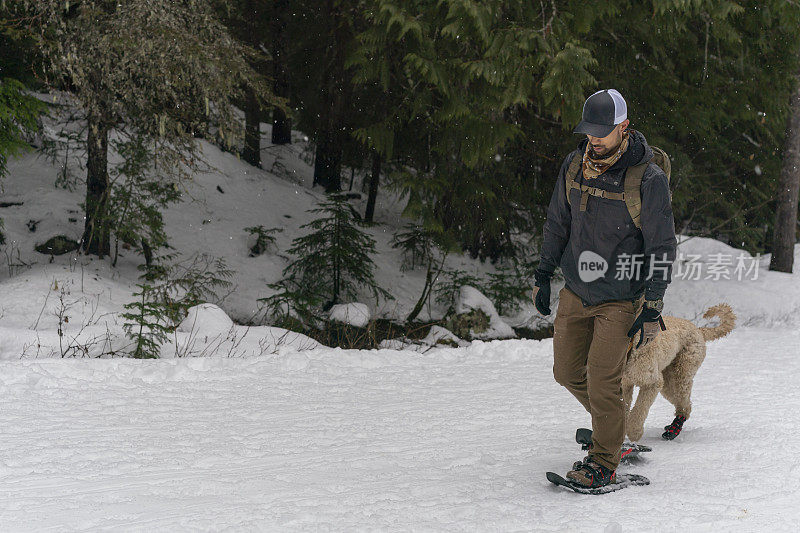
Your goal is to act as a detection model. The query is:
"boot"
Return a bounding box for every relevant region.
[566,457,617,488]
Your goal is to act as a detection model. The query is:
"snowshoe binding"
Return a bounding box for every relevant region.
[566,458,616,488]
[575,428,652,461]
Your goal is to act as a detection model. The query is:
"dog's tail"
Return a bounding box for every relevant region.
[699,303,736,342]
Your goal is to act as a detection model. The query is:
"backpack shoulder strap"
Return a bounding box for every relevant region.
[564,150,582,207]
[623,159,650,230]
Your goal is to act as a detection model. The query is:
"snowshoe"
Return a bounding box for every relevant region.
[546,471,650,495]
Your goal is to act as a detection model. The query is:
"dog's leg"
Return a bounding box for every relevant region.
[626,378,662,442]
[662,341,705,420]
[662,364,695,419]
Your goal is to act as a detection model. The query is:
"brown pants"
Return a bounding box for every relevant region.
[552,286,645,470]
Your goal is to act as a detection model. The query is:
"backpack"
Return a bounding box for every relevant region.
[564,146,671,230]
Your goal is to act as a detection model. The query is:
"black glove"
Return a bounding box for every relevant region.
[533,269,552,316]
[626,307,662,348]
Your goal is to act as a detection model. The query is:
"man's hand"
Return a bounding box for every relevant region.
[532,269,552,316]
[626,306,662,348]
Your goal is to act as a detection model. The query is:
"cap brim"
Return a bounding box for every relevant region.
[573,120,616,138]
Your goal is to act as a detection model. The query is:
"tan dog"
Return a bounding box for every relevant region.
[623,303,736,442]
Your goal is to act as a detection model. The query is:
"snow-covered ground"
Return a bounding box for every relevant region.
[1,326,797,531]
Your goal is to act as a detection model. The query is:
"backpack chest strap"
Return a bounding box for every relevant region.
[568,181,626,211]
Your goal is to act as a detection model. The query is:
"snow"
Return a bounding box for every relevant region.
[454,285,516,339]
[0,269,319,360]
[329,302,371,328]
[421,325,463,347]
[178,303,234,336]
[0,327,797,530]
[378,325,466,351]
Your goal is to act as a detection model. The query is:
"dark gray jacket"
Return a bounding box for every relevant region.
[539,130,677,306]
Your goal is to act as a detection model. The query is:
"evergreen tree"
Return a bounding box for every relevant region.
[10,0,274,258]
[107,136,180,266]
[349,0,591,260]
[263,194,390,323]
[121,283,172,359]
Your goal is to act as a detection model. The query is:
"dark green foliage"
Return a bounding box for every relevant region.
[0,78,42,178]
[434,265,530,316]
[391,223,458,271]
[244,225,282,257]
[434,269,484,311]
[350,0,558,260]
[140,252,235,325]
[391,222,458,322]
[108,135,181,266]
[483,267,531,316]
[444,308,490,341]
[0,78,45,244]
[262,194,391,324]
[121,283,173,359]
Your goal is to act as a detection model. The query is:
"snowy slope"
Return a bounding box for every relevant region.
[2,112,498,327]
[0,327,797,531]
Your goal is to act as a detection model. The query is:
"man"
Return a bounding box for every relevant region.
[532,89,677,488]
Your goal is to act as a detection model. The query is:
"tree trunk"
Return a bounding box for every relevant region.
[82,114,110,257]
[364,151,381,222]
[312,0,346,193]
[242,86,261,167]
[271,0,292,145]
[770,62,800,273]
[313,122,343,192]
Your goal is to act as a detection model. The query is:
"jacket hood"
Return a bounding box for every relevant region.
[576,129,653,170]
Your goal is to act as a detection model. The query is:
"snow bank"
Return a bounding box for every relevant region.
[0,271,319,359]
[178,303,235,336]
[328,303,370,328]
[664,235,800,328]
[518,237,800,331]
[454,285,516,339]
[379,325,467,352]
[421,325,463,346]
[0,264,133,331]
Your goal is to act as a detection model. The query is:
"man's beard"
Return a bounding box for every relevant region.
[588,145,607,158]
[588,138,622,159]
